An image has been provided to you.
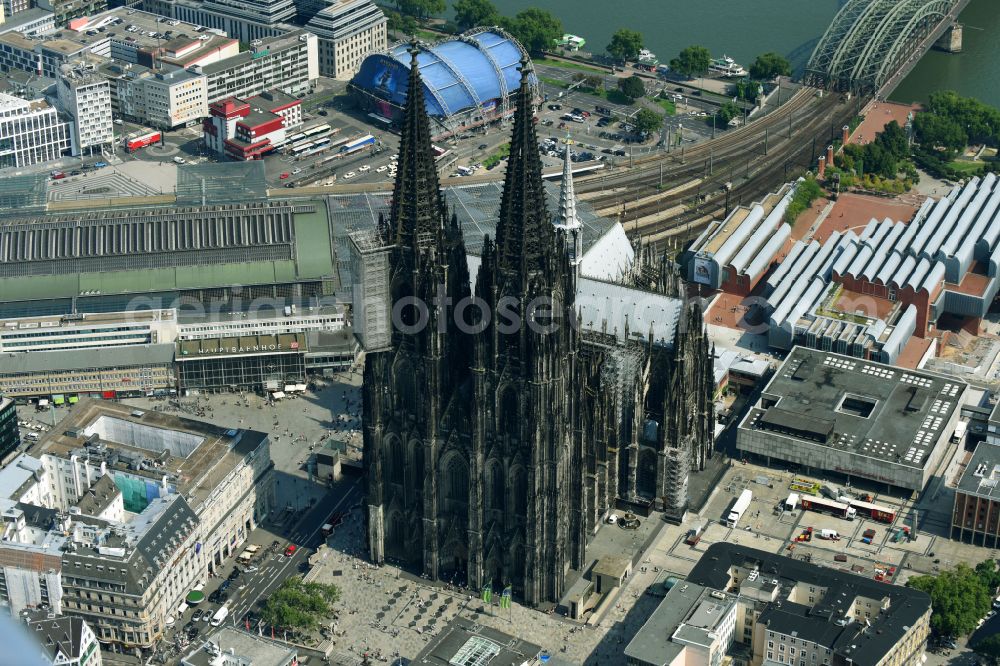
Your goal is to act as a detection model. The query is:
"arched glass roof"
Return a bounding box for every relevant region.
[351,31,529,118]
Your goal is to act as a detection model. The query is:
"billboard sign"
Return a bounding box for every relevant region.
[693,256,713,285]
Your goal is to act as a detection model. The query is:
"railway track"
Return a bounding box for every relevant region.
[571,87,860,249]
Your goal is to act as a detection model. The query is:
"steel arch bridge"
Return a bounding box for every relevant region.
[805,0,962,93]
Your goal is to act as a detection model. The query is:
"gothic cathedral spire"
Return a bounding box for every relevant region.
[390,43,445,252]
[494,59,556,290]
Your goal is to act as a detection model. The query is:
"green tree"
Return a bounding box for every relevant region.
[914,113,966,155]
[501,8,562,55]
[395,0,445,19]
[261,578,341,631]
[632,108,662,134]
[452,0,498,31]
[783,176,824,224]
[748,52,791,80]
[875,120,909,159]
[617,75,645,101]
[907,563,992,637]
[607,28,644,62]
[386,10,420,36]
[668,45,711,79]
[977,559,1000,593]
[714,101,740,126]
[583,74,604,91]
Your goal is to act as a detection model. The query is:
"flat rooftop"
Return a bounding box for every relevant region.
[413,616,541,666]
[182,628,295,666]
[1,8,230,59]
[27,399,268,510]
[688,543,931,666]
[741,346,965,469]
[956,442,1000,500]
[0,309,174,330]
[625,581,720,666]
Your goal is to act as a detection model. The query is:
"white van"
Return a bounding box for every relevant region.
[173,156,186,164]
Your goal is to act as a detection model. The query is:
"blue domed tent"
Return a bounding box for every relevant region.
[350,29,535,127]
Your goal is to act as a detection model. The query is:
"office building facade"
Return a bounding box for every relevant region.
[56,65,114,156]
[304,0,386,79]
[0,92,70,168]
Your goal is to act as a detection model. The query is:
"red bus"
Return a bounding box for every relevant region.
[848,499,896,523]
[799,495,856,520]
[126,131,162,152]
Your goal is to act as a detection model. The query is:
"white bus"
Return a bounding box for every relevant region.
[290,141,315,156]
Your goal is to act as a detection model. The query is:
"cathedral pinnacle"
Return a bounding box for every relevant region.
[390,41,445,251]
[494,58,556,287]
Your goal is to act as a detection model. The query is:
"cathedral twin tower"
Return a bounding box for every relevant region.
[362,48,713,606]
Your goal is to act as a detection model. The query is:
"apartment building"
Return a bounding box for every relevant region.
[674,543,932,666]
[36,0,107,25]
[304,0,386,79]
[26,609,103,666]
[198,30,318,102]
[3,0,30,18]
[0,402,275,648]
[626,581,737,666]
[0,92,70,167]
[56,64,114,156]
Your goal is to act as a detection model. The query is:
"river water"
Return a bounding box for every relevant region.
[891,0,1000,108]
[487,0,999,107]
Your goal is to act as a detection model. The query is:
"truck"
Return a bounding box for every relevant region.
[861,528,877,545]
[784,493,800,512]
[126,130,161,152]
[819,529,840,540]
[847,499,896,523]
[799,495,857,520]
[685,525,703,545]
[726,489,752,528]
[210,606,229,627]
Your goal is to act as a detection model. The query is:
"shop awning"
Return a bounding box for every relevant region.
[284,385,297,393]
[38,399,49,407]
[176,601,188,615]
[294,384,307,392]
[68,396,79,404]
[52,395,65,405]
[271,391,285,400]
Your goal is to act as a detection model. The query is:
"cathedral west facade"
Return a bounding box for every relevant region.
[362,48,714,606]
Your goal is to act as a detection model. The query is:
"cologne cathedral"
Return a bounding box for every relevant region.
[362,48,713,606]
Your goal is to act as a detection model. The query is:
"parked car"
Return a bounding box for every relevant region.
[343,171,356,179]
[94,161,107,168]
[279,172,290,180]
[191,610,203,622]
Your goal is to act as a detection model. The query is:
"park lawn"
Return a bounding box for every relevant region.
[949,159,984,175]
[535,57,608,75]
[653,98,676,115]
[538,77,634,106]
[539,76,569,90]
